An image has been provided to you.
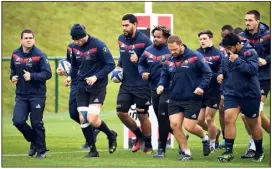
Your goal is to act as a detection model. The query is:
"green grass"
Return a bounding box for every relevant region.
[2,106,271,167]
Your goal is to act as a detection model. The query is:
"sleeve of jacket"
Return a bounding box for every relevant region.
[31,54,52,81]
[66,45,74,77]
[158,61,170,87]
[95,43,115,79]
[117,39,122,68]
[262,31,270,63]
[144,38,152,49]
[211,53,224,84]
[10,53,16,80]
[138,50,149,75]
[196,54,212,90]
[234,49,259,75]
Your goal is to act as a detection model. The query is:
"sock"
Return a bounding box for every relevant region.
[249,135,256,151]
[225,138,234,153]
[132,127,143,139]
[143,135,152,147]
[184,149,191,155]
[202,135,209,141]
[254,139,263,153]
[97,121,113,139]
[159,141,166,152]
[222,130,225,140]
[82,126,95,147]
[158,113,170,149]
[210,139,216,149]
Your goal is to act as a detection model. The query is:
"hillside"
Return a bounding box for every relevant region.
[2,2,270,113]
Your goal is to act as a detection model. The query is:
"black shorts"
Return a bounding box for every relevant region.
[224,96,261,119]
[201,93,221,109]
[116,84,151,113]
[168,99,202,120]
[76,87,106,107]
[260,80,270,97]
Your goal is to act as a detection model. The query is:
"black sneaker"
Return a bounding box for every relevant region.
[28,142,36,157]
[252,151,265,162]
[177,153,193,161]
[80,142,89,150]
[202,140,211,156]
[215,129,221,149]
[241,149,255,159]
[35,151,46,158]
[143,145,153,154]
[84,146,99,158]
[218,151,234,162]
[108,130,118,154]
[153,148,165,158]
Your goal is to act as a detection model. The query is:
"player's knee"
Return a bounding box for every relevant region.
[206,115,214,124]
[31,121,45,130]
[12,119,26,128]
[184,123,194,132]
[170,121,180,130]
[77,106,89,124]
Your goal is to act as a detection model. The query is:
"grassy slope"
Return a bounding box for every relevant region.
[2,2,270,114]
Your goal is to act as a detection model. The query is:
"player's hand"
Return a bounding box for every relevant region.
[64,76,71,87]
[56,67,65,76]
[23,70,31,81]
[193,87,204,95]
[228,50,238,62]
[156,85,164,95]
[142,72,150,80]
[130,51,138,63]
[217,74,223,84]
[11,75,18,85]
[85,75,97,85]
[259,58,267,66]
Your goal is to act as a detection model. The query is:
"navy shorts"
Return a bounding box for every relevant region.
[168,99,202,120]
[76,87,106,107]
[260,80,270,97]
[224,96,261,118]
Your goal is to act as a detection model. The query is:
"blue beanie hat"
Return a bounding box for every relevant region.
[70,24,87,40]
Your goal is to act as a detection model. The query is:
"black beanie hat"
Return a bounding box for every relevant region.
[70,24,87,40]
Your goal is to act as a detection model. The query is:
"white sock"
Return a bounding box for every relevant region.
[249,135,256,151]
[184,149,191,155]
[210,139,216,149]
[202,135,209,141]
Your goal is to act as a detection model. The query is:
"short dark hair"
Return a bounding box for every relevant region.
[151,25,171,39]
[21,29,34,39]
[167,35,182,45]
[246,10,260,20]
[122,14,138,24]
[198,30,213,38]
[221,25,233,32]
[222,32,241,47]
[234,27,243,35]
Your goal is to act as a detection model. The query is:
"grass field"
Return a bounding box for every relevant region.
[2,105,271,167]
[1,1,271,167]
